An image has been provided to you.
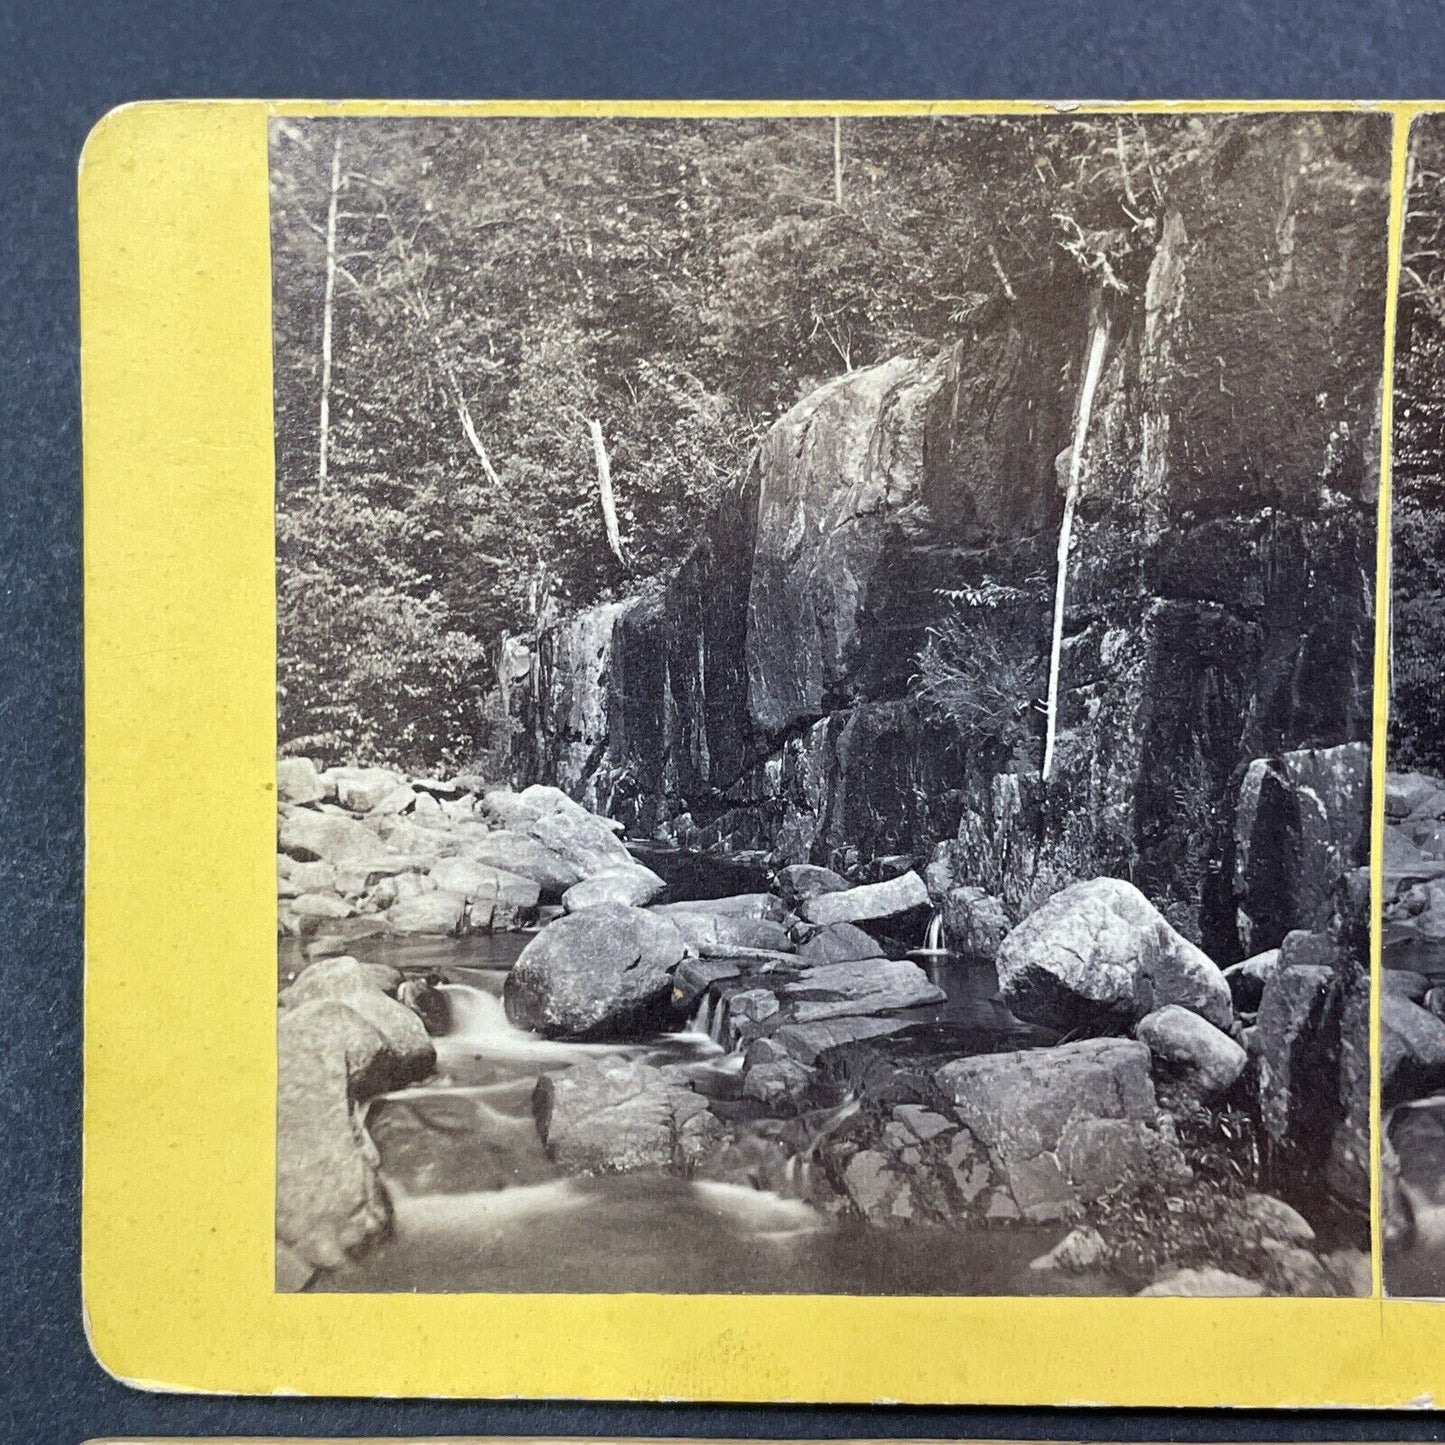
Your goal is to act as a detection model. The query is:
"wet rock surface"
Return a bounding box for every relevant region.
[534,1058,724,1173]
[1379,770,1445,1295]
[275,958,436,1275]
[503,903,690,1038]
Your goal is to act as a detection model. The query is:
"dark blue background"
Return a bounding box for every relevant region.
[6,1,1445,1440]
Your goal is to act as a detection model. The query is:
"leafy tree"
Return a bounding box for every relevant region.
[269,112,1381,771]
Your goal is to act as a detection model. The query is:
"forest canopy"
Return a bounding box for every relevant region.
[270,112,1382,770]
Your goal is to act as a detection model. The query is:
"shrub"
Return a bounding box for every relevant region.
[911,592,1044,767]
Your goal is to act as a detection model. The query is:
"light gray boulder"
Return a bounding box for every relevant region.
[994,877,1233,1032]
[458,828,581,895]
[429,854,541,907]
[277,756,326,806]
[1136,1004,1248,1101]
[1137,1267,1265,1297]
[1382,991,1445,1101]
[941,885,1011,963]
[778,957,944,1022]
[280,808,394,867]
[327,766,407,814]
[797,869,929,926]
[775,863,850,908]
[384,889,467,936]
[796,921,881,964]
[562,863,666,912]
[937,1038,1187,1222]
[662,910,794,954]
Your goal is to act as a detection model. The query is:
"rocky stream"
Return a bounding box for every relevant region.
[275,127,1390,1297]
[1382,769,1445,1297]
[277,758,1371,1298]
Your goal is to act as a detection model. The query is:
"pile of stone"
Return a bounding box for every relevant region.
[506,853,1360,1294]
[273,753,1373,1297]
[277,761,665,942]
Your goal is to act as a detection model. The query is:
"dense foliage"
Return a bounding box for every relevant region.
[1392,121,1445,776]
[271,112,1381,769]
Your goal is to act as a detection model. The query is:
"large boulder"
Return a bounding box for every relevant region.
[280,859,339,897]
[528,807,635,882]
[279,808,393,867]
[458,829,580,895]
[994,878,1232,1033]
[1381,992,1445,1103]
[533,1058,722,1172]
[941,885,1011,963]
[384,889,467,936]
[290,892,354,921]
[277,756,325,806]
[327,766,407,814]
[1136,1004,1247,1102]
[775,863,849,908]
[653,893,781,921]
[1233,743,1369,955]
[503,903,690,1038]
[562,863,666,912]
[1387,770,1445,821]
[276,1001,394,1272]
[797,922,881,965]
[662,910,794,954]
[768,1014,917,1066]
[429,855,541,907]
[479,783,598,830]
[280,953,402,1003]
[279,957,435,1077]
[797,870,930,926]
[1252,961,1357,1211]
[936,1038,1186,1222]
[1137,1268,1265,1297]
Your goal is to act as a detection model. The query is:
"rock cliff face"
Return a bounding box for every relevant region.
[506,126,1383,963]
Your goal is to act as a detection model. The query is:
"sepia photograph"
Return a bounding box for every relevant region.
[270,109,1386,1298]
[1384,112,1445,1300]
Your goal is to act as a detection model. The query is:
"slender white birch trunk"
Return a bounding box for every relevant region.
[444,365,502,486]
[317,127,342,491]
[833,117,844,206]
[1041,303,1110,782]
[588,418,625,566]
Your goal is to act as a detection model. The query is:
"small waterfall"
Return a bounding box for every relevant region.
[435,983,619,1066]
[912,906,949,958]
[709,995,730,1046]
[689,993,714,1037]
[685,990,733,1048]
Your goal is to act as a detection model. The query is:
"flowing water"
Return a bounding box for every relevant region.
[1388,1094,1445,1298]
[296,929,1073,1295]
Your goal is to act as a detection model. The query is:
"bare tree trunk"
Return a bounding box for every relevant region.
[317,126,342,491]
[833,117,844,206]
[1042,302,1110,782]
[443,365,502,485]
[588,418,625,566]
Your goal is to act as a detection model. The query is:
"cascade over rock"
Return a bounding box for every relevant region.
[500,126,1379,957]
